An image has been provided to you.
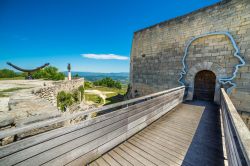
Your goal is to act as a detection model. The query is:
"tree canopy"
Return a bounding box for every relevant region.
[0,69,19,78]
[93,77,122,89]
[32,66,65,80]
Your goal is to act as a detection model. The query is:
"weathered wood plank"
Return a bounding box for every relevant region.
[19,122,128,166]
[49,96,180,165]
[88,161,99,166]
[127,139,174,166]
[123,142,167,165]
[108,150,132,166]
[221,88,250,166]
[47,96,180,165]
[0,115,128,165]
[0,93,173,163]
[139,129,189,150]
[102,154,121,166]
[133,134,184,163]
[0,86,185,166]
[113,147,144,166]
[137,132,187,155]
[129,136,180,166]
[0,87,184,140]
[119,144,156,166]
[42,125,128,166]
[0,90,171,159]
[65,149,98,166]
[95,157,110,166]
[93,101,207,166]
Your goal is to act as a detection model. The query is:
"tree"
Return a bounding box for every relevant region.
[93,77,122,89]
[32,66,65,80]
[73,74,79,78]
[0,69,18,78]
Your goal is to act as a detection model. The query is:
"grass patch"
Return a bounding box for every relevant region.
[85,85,128,105]
[0,93,9,97]
[0,87,29,98]
[86,85,127,95]
[84,94,103,106]
[0,87,28,93]
[0,77,25,80]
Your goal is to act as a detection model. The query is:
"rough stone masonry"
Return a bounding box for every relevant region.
[129,0,250,127]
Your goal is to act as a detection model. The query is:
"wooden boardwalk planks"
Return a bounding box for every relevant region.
[89,102,206,166]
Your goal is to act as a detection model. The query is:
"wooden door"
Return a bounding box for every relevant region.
[194,70,216,101]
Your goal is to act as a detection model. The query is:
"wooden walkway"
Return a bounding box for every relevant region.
[89,101,225,166]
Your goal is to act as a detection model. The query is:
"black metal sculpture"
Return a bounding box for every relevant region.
[7,62,50,79]
[67,63,71,72]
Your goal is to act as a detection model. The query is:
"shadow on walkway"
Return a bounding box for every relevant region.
[182,100,225,166]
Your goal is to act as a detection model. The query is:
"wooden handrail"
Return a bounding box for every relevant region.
[0,86,185,165]
[220,88,250,166]
[0,86,185,140]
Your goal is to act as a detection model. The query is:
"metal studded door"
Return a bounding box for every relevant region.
[193,70,216,101]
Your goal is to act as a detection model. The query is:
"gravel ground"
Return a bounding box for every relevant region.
[0,80,54,112]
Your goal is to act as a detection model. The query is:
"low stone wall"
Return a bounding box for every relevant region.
[35,78,84,106]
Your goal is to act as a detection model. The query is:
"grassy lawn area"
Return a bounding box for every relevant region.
[85,85,128,105]
[0,77,25,80]
[87,85,127,95]
[84,94,103,106]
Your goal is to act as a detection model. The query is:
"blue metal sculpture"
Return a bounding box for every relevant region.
[178,31,245,94]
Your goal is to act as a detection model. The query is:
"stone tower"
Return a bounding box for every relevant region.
[129,0,250,124]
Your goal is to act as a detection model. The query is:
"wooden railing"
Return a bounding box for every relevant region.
[0,86,185,166]
[220,88,250,166]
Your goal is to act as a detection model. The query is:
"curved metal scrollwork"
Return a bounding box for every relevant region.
[7,62,50,72]
[178,31,245,93]
[7,62,50,79]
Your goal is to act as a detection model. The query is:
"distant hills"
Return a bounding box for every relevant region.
[63,72,129,84]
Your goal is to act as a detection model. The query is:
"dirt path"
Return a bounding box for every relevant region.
[85,90,115,104]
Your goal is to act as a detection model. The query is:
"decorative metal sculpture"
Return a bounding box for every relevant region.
[178,31,246,94]
[67,63,72,80]
[7,62,50,79]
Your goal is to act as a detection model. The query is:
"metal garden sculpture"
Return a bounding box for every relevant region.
[7,62,50,79]
[178,31,246,94]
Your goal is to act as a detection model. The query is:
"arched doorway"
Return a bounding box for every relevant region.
[194,70,216,101]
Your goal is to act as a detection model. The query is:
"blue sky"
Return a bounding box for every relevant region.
[0,0,220,72]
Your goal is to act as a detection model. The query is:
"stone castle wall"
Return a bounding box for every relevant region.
[35,78,84,106]
[130,0,250,125]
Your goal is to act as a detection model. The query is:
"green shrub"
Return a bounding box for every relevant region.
[96,96,103,104]
[0,69,19,78]
[78,85,85,101]
[72,90,80,103]
[73,74,79,79]
[57,91,73,112]
[32,66,65,80]
[84,81,93,88]
[57,86,85,111]
[93,77,122,89]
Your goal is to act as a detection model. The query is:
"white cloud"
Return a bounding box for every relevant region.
[81,54,129,60]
